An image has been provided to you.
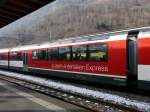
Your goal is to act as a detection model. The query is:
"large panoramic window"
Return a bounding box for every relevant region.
[72,45,87,61]
[48,48,59,61]
[88,44,108,62]
[38,50,47,60]
[59,47,71,61]
[32,50,47,60]
[32,50,38,60]
[0,53,5,60]
[11,52,22,60]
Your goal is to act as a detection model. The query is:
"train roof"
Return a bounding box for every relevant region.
[0,26,150,52]
[0,48,9,53]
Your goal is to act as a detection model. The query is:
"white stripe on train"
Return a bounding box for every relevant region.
[2,34,128,52]
[9,61,23,67]
[0,60,8,66]
[138,64,150,81]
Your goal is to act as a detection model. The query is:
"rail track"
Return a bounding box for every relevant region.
[0,72,142,112]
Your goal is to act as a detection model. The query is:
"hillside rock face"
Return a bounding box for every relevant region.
[0,0,150,48]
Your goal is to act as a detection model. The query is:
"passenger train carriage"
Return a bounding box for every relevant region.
[0,27,150,90]
[0,49,9,69]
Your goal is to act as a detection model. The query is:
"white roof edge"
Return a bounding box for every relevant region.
[98,26,150,35]
[0,26,150,52]
[0,48,10,53]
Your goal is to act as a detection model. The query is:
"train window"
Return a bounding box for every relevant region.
[88,44,108,61]
[48,48,59,61]
[74,38,89,43]
[38,50,47,60]
[59,47,71,61]
[11,52,22,60]
[0,53,5,60]
[50,42,60,46]
[90,34,109,41]
[72,45,87,61]
[60,39,73,44]
[32,50,38,60]
[32,50,47,60]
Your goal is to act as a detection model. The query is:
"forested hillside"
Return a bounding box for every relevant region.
[0,0,150,47]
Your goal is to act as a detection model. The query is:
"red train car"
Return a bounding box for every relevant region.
[27,33,127,86]
[0,27,150,90]
[0,49,9,69]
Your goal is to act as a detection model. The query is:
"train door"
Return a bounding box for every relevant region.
[127,31,139,87]
[23,51,28,71]
[8,51,10,69]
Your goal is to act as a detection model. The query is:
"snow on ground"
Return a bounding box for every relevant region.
[0,70,150,111]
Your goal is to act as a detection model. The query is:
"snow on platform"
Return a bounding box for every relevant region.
[0,70,150,111]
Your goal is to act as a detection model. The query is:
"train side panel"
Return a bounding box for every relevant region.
[138,31,150,90]
[9,51,24,71]
[0,51,9,69]
[28,34,127,86]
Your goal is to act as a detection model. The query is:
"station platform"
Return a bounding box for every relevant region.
[0,79,91,112]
